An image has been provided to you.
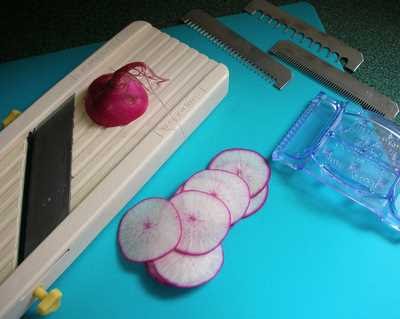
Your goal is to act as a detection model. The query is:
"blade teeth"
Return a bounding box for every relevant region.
[272,47,387,116]
[183,19,225,51]
[184,19,276,86]
[255,12,343,63]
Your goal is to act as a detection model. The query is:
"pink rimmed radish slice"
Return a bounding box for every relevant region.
[170,191,230,255]
[153,245,223,288]
[175,184,184,195]
[146,262,169,285]
[118,198,181,262]
[182,169,250,224]
[209,148,270,196]
[243,185,269,218]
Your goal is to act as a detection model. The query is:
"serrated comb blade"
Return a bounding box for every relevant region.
[270,40,398,119]
[245,0,364,72]
[183,9,292,89]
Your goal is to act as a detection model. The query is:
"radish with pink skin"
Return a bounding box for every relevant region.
[153,245,224,288]
[85,62,167,127]
[170,191,230,255]
[182,169,250,224]
[243,185,269,218]
[209,148,270,196]
[118,198,181,262]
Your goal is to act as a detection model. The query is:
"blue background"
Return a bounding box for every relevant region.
[0,3,399,318]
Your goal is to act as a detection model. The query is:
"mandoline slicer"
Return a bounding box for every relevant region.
[0,21,228,319]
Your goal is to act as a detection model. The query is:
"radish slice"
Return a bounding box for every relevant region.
[182,169,250,224]
[118,198,182,262]
[153,245,224,288]
[146,262,169,285]
[147,262,158,278]
[175,184,184,195]
[243,185,269,218]
[209,148,270,196]
[170,191,230,255]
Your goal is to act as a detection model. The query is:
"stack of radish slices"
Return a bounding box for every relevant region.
[118,148,270,288]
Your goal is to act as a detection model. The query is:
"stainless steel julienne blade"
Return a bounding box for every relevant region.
[182,9,292,89]
[245,0,364,72]
[270,41,399,119]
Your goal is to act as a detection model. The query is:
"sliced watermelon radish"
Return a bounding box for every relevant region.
[153,245,224,288]
[209,148,270,196]
[118,198,182,262]
[243,185,269,218]
[170,191,230,255]
[182,169,250,224]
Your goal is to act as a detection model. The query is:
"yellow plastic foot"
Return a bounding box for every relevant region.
[2,109,21,129]
[33,286,63,316]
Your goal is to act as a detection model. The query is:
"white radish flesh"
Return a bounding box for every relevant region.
[209,148,270,196]
[170,191,230,255]
[243,185,269,218]
[153,245,224,288]
[183,169,250,224]
[118,198,182,262]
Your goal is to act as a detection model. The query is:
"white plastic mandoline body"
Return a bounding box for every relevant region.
[0,21,228,318]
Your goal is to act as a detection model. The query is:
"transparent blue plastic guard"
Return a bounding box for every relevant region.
[273,92,400,230]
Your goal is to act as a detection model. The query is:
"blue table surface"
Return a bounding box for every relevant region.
[1,2,399,319]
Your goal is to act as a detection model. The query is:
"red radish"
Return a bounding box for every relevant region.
[182,169,250,224]
[243,185,269,218]
[118,198,181,262]
[209,148,270,196]
[153,245,223,288]
[85,62,167,127]
[170,191,230,255]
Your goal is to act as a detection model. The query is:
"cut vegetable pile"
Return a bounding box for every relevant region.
[118,148,271,288]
